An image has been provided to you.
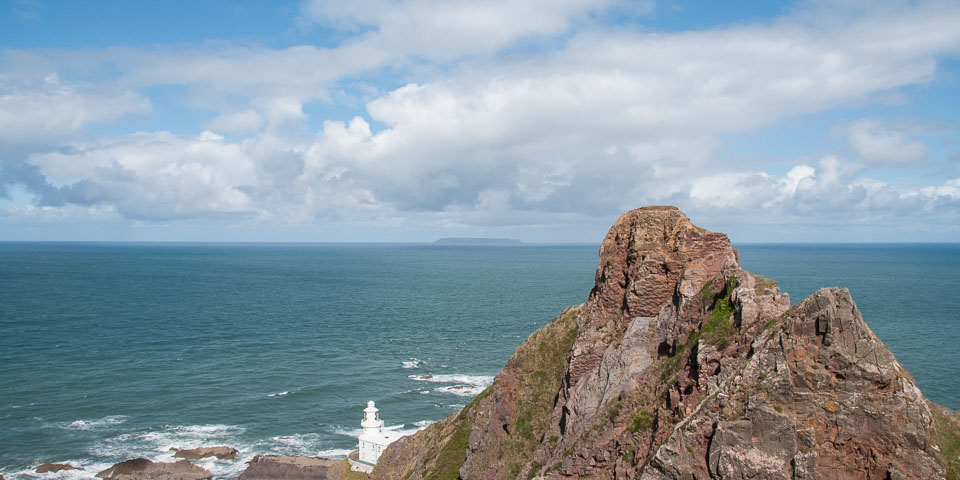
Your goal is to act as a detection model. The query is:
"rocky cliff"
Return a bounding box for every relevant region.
[373,206,960,480]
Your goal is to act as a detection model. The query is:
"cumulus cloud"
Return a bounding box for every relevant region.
[28,131,259,220]
[2,0,960,239]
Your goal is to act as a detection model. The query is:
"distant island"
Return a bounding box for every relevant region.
[433,237,523,245]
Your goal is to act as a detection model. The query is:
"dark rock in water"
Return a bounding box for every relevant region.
[373,206,960,479]
[173,445,239,460]
[36,462,84,473]
[95,457,211,479]
[237,455,337,479]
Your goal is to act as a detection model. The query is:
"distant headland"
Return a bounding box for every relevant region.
[433,237,522,245]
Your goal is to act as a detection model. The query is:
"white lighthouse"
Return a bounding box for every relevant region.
[349,401,403,473]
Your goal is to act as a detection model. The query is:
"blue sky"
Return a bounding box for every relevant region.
[1,0,959,242]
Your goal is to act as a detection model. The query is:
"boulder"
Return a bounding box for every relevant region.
[36,463,83,473]
[173,446,239,460]
[95,457,211,479]
[238,455,336,480]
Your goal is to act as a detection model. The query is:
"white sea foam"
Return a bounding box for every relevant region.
[317,448,355,458]
[402,358,423,369]
[29,421,356,480]
[333,421,433,440]
[435,384,486,396]
[407,373,494,388]
[261,433,329,456]
[96,424,246,459]
[61,415,128,430]
[420,390,430,394]
[331,426,364,438]
[7,460,115,480]
[267,391,289,397]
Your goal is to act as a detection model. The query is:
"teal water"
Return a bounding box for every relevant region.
[0,243,958,479]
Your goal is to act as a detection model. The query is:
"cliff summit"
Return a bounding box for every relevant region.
[373,206,960,479]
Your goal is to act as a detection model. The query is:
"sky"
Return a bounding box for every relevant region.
[1,0,959,243]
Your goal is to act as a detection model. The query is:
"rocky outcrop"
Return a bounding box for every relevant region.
[641,287,941,479]
[237,455,338,480]
[173,445,239,460]
[36,462,83,473]
[374,206,960,479]
[95,458,211,479]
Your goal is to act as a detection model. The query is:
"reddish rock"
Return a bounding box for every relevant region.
[237,455,336,479]
[374,205,959,480]
[173,445,239,460]
[36,462,84,473]
[95,457,211,479]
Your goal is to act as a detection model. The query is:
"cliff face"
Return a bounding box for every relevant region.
[373,206,959,480]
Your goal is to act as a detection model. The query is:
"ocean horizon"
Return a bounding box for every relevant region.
[2,242,958,479]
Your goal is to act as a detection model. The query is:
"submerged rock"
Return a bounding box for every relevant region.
[36,462,83,473]
[373,206,960,479]
[95,457,211,479]
[173,445,239,460]
[237,455,337,480]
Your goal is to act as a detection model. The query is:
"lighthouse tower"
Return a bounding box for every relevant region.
[352,401,402,473]
[361,401,384,437]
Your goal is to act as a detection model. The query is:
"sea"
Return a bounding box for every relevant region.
[1,242,958,479]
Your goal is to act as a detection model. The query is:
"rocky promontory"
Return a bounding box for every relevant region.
[95,457,211,479]
[373,206,960,479]
[35,463,83,473]
[173,446,239,460]
[237,456,365,480]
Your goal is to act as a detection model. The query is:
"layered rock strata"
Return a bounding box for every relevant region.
[373,206,959,479]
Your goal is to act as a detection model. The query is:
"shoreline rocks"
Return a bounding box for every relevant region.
[173,446,239,460]
[96,458,211,479]
[237,455,338,480]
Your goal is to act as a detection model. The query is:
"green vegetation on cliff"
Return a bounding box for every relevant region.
[374,305,580,480]
[494,304,581,479]
[929,404,960,480]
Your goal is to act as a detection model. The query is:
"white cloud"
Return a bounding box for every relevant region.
[2,0,960,239]
[204,109,262,133]
[0,74,151,147]
[848,120,929,166]
[299,0,639,60]
[29,131,260,220]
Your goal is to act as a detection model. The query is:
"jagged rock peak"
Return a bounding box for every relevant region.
[590,205,739,320]
[372,206,960,480]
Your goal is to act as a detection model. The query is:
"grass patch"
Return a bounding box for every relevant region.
[754,275,778,294]
[628,410,653,433]
[332,460,370,480]
[424,416,475,480]
[527,461,544,479]
[481,304,582,479]
[607,400,623,422]
[702,276,738,346]
[929,403,960,480]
